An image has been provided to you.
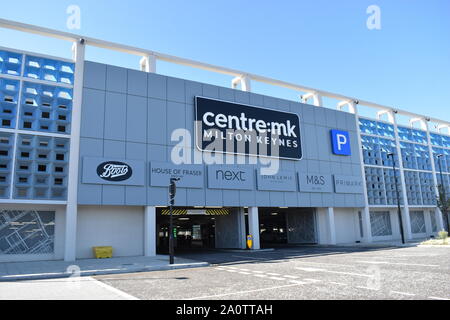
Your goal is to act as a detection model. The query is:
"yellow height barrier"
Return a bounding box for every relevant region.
[93,246,113,259]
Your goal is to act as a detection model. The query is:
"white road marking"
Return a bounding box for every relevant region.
[266,273,281,276]
[357,261,439,267]
[303,278,322,283]
[89,277,139,300]
[268,277,286,281]
[238,272,251,275]
[356,286,379,291]
[225,270,238,273]
[429,296,450,300]
[390,291,415,297]
[289,280,309,285]
[295,267,325,272]
[294,261,354,268]
[329,282,348,286]
[283,275,299,279]
[252,271,264,274]
[295,267,371,277]
[253,274,268,278]
[187,283,304,300]
[239,269,250,272]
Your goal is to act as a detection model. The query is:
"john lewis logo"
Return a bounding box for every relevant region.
[97,162,133,182]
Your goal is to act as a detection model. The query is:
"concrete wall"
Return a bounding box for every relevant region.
[76,206,144,259]
[334,208,360,244]
[215,209,246,249]
[78,61,365,208]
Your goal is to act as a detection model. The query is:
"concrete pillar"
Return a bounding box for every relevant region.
[435,207,445,232]
[64,39,85,262]
[144,206,156,256]
[238,208,247,249]
[248,207,260,250]
[361,207,373,243]
[327,208,337,245]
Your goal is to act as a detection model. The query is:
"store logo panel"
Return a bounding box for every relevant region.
[97,161,132,182]
[207,165,255,190]
[82,157,145,186]
[195,96,302,160]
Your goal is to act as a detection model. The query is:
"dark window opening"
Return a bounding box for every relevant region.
[55,167,64,173]
[0,139,8,144]
[38,154,47,159]
[40,125,49,130]
[54,178,63,185]
[25,99,34,105]
[38,165,47,172]
[58,115,66,120]
[56,154,64,161]
[20,152,29,158]
[0,164,7,169]
[19,177,28,183]
[3,109,12,114]
[23,122,32,129]
[24,111,33,116]
[41,112,50,119]
[57,125,66,133]
[2,120,11,126]
[0,176,6,182]
[0,150,9,156]
[42,103,51,107]
[4,96,13,102]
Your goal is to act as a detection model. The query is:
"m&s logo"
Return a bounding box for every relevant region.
[331,130,351,156]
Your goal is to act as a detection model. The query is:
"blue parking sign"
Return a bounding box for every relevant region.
[331,130,351,156]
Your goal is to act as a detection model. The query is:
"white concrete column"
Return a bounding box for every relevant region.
[64,39,85,262]
[327,207,337,245]
[353,103,373,243]
[392,112,413,240]
[140,54,156,73]
[248,207,260,250]
[144,206,156,257]
[231,75,251,92]
[301,92,322,107]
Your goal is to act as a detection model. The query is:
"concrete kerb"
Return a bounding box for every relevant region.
[0,261,210,282]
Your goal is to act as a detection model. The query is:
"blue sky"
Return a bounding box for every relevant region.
[1,0,449,123]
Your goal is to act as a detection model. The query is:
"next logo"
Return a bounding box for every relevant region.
[331,130,351,156]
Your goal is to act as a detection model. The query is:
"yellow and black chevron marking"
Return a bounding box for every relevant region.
[205,209,229,216]
[161,209,188,216]
[160,208,230,216]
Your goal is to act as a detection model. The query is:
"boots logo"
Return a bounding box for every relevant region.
[97,162,132,182]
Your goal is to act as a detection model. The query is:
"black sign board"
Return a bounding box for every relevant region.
[195,96,302,160]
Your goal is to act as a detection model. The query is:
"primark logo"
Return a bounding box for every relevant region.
[195,97,302,160]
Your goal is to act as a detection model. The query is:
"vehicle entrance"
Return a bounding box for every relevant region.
[157,211,216,254]
[156,207,243,254]
[259,208,317,247]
